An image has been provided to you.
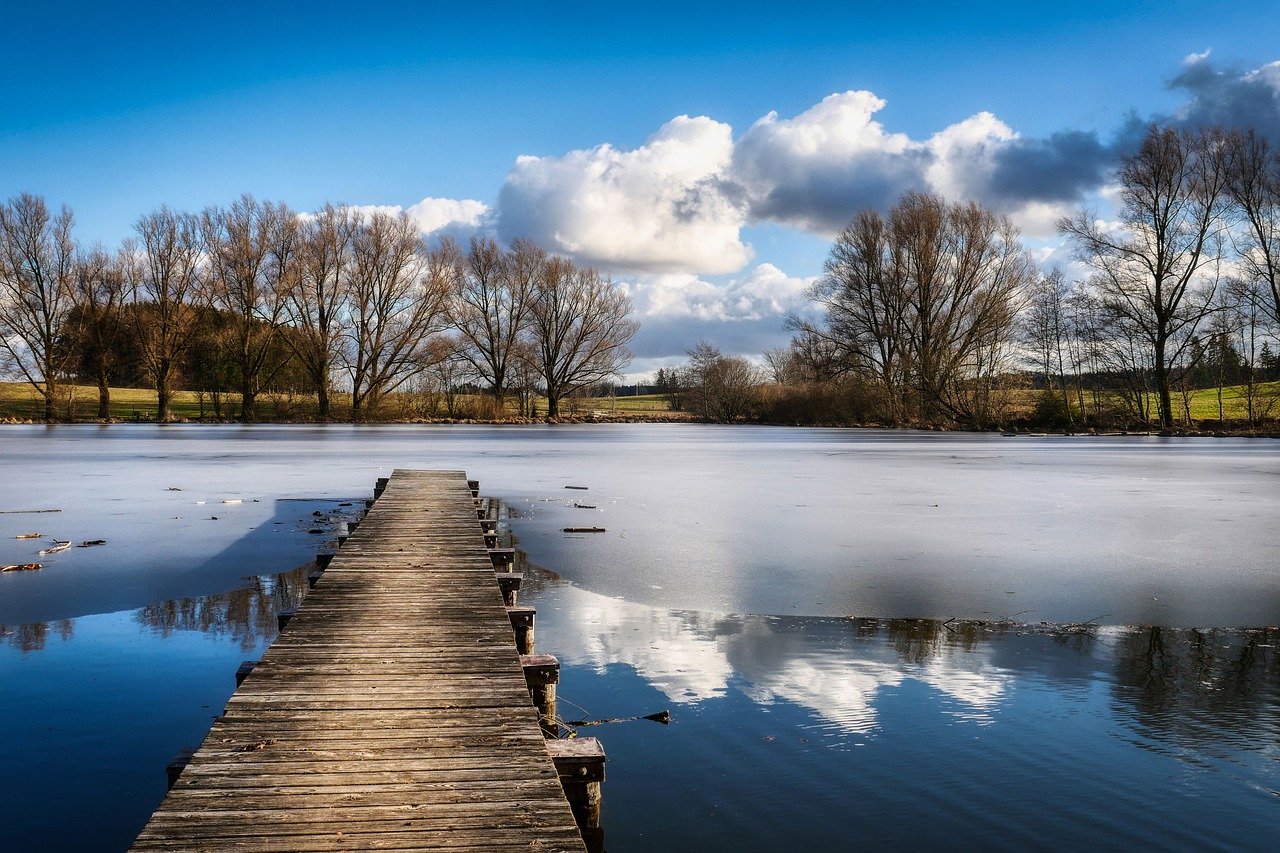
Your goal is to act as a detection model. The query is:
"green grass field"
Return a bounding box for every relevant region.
[0,382,682,422]
[2,380,1274,424]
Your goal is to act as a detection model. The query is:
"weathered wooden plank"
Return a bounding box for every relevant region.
[133,469,584,852]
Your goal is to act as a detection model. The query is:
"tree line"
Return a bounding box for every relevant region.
[0,195,637,422]
[665,124,1280,430]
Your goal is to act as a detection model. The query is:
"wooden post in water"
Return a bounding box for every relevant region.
[495,572,523,607]
[165,747,197,790]
[234,661,256,687]
[374,477,389,498]
[467,479,480,498]
[314,553,334,569]
[506,606,536,654]
[276,609,296,632]
[547,737,606,852]
[521,653,559,737]
[489,547,515,568]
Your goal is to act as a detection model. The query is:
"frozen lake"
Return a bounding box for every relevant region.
[1,425,1277,850]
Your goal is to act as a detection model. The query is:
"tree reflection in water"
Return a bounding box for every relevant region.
[1,564,310,654]
[136,565,311,651]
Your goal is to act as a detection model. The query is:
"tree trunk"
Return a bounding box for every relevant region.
[43,379,56,423]
[546,391,560,419]
[157,376,172,423]
[241,387,257,423]
[97,373,110,420]
[1154,337,1172,428]
[317,384,330,421]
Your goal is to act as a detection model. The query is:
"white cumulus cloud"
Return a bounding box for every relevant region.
[625,263,813,322]
[495,115,751,275]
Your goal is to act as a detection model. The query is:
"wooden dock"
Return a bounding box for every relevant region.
[132,469,589,852]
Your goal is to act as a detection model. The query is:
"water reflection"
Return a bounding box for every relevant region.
[528,567,1279,755]
[0,618,75,652]
[1,565,310,656]
[136,564,311,651]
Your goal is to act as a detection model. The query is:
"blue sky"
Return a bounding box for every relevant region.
[4,1,1279,370]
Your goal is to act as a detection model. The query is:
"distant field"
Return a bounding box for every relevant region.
[0,382,211,421]
[573,393,674,416]
[0,383,680,422]
[2,380,1273,424]
[1179,382,1280,421]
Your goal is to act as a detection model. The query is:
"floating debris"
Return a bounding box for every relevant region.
[210,516,219,521]
[563,709,670,728]
[563,527,606,533]
[167,486,182,491]
[1,563,42,572]
[307,528,324,534]
[0,508,63,515]
[564,485,589,490]
[38,540,72,555]
[573,503,597,510]
[14,533,41,539]
[76,540,107,548]
[221,499,243,505]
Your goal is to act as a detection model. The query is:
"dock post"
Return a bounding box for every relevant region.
[166,747,198,790]
[547,737,606,852]
[495,572,523,607]
[234,661,256,687]
[276,608,296,632]
[467,479,480,497]
[521,653,559,737]
[314,553,334,569]
[488,547,515,569]
[506,606,536,654]
[374,477,389,498]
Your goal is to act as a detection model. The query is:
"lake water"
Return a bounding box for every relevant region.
[1,425,1277,850]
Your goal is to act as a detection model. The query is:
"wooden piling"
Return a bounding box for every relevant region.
[489,547,516,568]
[521,653,560,737]
[234,661,256,687]
[165,747,197,790]
[496,571,523,606]
[547,737,606,852]
[507,605,536,654]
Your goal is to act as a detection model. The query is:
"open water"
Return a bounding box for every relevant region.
[0,425,1277,850]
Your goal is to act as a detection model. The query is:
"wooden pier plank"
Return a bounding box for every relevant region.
[132,470,585,852]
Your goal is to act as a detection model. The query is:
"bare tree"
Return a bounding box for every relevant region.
[289,203,352,420]
[1021,268,1075,424]
[1226,129,1280,329]
[682,340,760,422]
[127,207,202,421]
[69,245,127,419]
[896,193,1031,424]
[201,195,299,421]
[0,194,76,421]
[344,211,450,421]
[1060,125,1230,428]
[797,208,909,421]
[528,256,637,418]
[447,236,536,416]
[1222,276,1280,425]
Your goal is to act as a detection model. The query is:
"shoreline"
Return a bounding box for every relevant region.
[2,414,1276,437]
